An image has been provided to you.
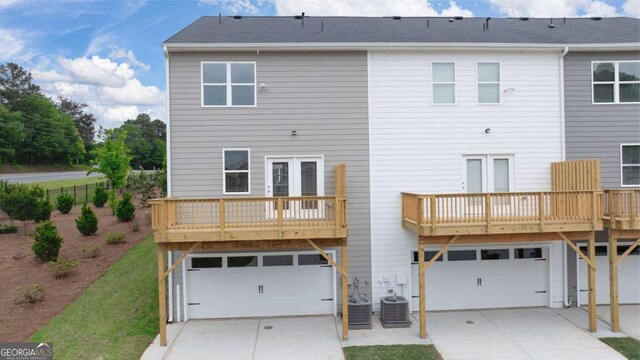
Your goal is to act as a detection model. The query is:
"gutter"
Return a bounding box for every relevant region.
[560,46,571,308]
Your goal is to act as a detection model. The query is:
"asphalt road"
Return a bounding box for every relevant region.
[0,171,101,183]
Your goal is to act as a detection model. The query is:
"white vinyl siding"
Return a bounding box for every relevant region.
[432,62,455,104]
[368,50,563,309]
[202,62,256,107]
[621,144,640,187]
[592,61,640,104]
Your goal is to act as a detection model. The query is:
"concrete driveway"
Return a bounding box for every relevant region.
[142,316,344,360]
[596,305,640,340]
[426,308,626,360]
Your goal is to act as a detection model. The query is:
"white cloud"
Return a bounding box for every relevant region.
[199,0,261,14]
[267,0,473,16]
[623,0,640,17]
[33,53,164,129]
[109,48,150,72]
[0,0,21,7]
[487,0,621,17]
[0,28,35,62]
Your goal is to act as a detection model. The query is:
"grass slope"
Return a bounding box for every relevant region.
[601,337,640,360]
[31,235,158,359]
[343,345,443,360]
[34,176,105,190]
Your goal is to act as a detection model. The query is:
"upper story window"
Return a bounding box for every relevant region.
[202,62,256,107]
[621,144,640,187]
[593,61,640,104]
[432,62,455,104]
[223,149,250,194]
[477,62,500,104]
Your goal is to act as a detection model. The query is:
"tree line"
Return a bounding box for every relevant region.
[0,62,166,169]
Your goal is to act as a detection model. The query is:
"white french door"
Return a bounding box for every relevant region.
[266,156,324,219]
[462,155,514,193]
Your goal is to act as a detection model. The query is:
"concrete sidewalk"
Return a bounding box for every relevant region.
[595,305,640,340]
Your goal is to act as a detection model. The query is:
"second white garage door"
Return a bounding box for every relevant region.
[411,245,550,311]
[577,242,640,305]
[186,251,335,319]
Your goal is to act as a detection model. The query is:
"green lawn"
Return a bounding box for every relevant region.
[30,235,158,360]
[34,176,105,190]
[343,345,443,360]
[601,337,640,360]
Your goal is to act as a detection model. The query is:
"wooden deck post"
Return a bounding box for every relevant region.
[587,233,597,332]
[157,247,167,346]
[609,231,620,332]
[418,242,426,339]
[341,239,349,341]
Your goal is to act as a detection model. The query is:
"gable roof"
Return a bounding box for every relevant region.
[164,16,640,47]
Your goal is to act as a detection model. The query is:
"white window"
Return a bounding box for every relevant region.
[432,62,455,104]
[621,144,640,187]
[593,61,640,104]
[477,63,500,104]
[223,149,250,194]
[202,62,256,107]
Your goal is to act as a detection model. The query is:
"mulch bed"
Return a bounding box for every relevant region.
[0,203,152,342]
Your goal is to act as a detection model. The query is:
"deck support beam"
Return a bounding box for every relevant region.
[558,231,597,332]
[157,248,167,346]
[608,230,640,333]
[418,235,458,339]
[307,238,349,341]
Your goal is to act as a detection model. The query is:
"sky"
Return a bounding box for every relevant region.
[0,0,638,129]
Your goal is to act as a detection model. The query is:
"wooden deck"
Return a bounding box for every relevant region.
[150,196,348,243]
[402,190,604,238]
[603,189,640,230]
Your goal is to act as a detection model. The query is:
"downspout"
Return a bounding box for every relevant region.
[164,46,175,321]
[560,46,571,308]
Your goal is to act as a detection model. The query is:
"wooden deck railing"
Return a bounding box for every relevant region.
[603,189,640,230]
[150,196,348,243]
[402,191,603,236]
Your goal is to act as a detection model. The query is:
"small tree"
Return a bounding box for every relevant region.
[32,221,63,262]
[92,183,108,208]
[116,192,135,222]
[55,191,74,214]
[1,184,51,234]
[76,202,98,236]
[129,168,156,207]
[88,129,131,191]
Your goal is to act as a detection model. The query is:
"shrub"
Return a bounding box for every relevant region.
[116,192,135,222]
[75,202,98,236]
[49,257,78,279]
[128,169,157,206]
[105,231,126,244]
[55,192,74,214]
[16,284,44,304]
[0,223,18,234]
[32,221,63,262]
[93,184,108,208]
[0,183,51,233]
[130,220,140,233]
[81,245,101,259]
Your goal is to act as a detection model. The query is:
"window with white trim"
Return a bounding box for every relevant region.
[432,62,455,104]
[621,144,640,186]
[202,62,256,106]
[223,149,250,193]
[593,61,640,104]
[477,62,500,104]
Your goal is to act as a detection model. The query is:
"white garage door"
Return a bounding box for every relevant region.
[578,243,640,305]
[411,245,550,311]
[186,251,335,319]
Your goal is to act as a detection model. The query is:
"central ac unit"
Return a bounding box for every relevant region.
[380,296,410,328]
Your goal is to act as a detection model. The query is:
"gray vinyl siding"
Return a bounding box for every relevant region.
[564,51,640,189]
[167,51,371,319]
[564,51,640,305]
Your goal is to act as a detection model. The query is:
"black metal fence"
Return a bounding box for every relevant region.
[44,173,156,205]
